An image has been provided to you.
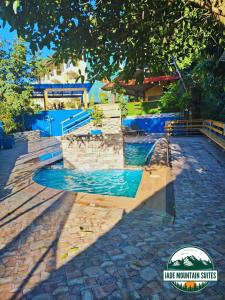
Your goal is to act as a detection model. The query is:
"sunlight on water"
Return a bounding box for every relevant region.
[33,168,143,198]
[34,142,156,198]
[125,143,154,166]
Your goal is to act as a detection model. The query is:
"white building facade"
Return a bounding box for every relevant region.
[39,60,87,84]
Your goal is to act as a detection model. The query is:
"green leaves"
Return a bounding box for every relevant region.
[90,105,104,126]
[0,39,43,133]
[159,81,191,113]
[0,0,224,80]
[13,0,19,14]
[160,53,225,120]
[189,38,193,46]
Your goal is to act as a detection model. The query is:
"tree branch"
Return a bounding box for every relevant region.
[188,0,225,25]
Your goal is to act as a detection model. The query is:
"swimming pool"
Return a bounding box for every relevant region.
[33,168,143,198]
[125,142,155,166]
[34,142,155,198]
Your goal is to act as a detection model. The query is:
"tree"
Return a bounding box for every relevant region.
[159,81,191,114]
[189,0,225,25]
[31,55,48,84]
[0,39,43,133]
[75,68,85,84]
[99,92,109,104]
[158,53,225,120]
[90,105,104,126]
[0,1,224,81]
[190,54,225,120]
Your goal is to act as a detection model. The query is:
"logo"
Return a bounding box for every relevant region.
[163,246,218,292]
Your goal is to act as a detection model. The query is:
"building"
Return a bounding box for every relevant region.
[32,59,90,110]
[38,59,87,84]
[32,59,114,110]
[102,74,179,102]
[31,83,92,110]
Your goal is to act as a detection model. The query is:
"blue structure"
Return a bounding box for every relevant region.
[123,114,181,133]
[0,121,14,149]
[24,111,180,137]
[31,83,92,99]
[0,122,3,139]
[24,109,87,137]
[61,110,91,135]
[0,122,4,148]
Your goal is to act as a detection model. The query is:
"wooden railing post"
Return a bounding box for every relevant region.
[83,89,88,109]
[43,90,48,111]
[164,119,203,136]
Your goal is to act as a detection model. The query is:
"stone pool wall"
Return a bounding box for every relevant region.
[150,138,169,167]
[61,133,124,169]
[70,104,122,135]
[71,117,121,135]
[13,130,40,142]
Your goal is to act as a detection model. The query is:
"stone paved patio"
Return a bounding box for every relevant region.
[0,136,225,299]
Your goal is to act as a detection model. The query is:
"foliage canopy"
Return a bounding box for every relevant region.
[190,55,225,120]
[0,0,224,80]
[159,54,225,120]
[90,105,104,126]
[0,39,45,133]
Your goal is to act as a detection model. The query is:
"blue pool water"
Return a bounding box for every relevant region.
[34,142,155,198]
[33,168,143,198]
[125,142,155,166]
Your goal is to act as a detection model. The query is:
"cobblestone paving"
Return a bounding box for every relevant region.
[0,136,225,300]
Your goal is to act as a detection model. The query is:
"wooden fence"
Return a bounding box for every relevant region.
[200,120,225,150]
[165,119,203,136]
[165,118,225,150]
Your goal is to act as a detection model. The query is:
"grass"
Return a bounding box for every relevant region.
[127,101,160,116]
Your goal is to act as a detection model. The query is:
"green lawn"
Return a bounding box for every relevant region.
[127,101,160,116]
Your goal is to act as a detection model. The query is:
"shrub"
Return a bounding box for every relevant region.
[90,105,104,126]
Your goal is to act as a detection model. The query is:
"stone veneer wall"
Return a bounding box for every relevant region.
[62,133,124,169]
[13,130,40,142]
[72,118,121,135]
[149,138,169,167]
[72,104,122,135]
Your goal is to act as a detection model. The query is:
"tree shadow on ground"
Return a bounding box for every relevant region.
[18,174,222,300]
[9,187,175,300]
[0,137,62,203]
[0,191,75,300]
[0,189,64,228]
[19,139,225,299]
[0,136,225,300]
[0,141,28,200]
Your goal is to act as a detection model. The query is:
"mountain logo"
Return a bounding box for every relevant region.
[163,246,218,292]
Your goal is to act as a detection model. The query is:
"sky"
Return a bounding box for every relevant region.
[0,20,53,58]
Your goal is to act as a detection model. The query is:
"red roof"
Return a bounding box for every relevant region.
[120,74,179,87]
[102,74,179,90]
[143,74,179,84]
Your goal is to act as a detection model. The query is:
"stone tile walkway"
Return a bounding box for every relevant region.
[0,136,224,299]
